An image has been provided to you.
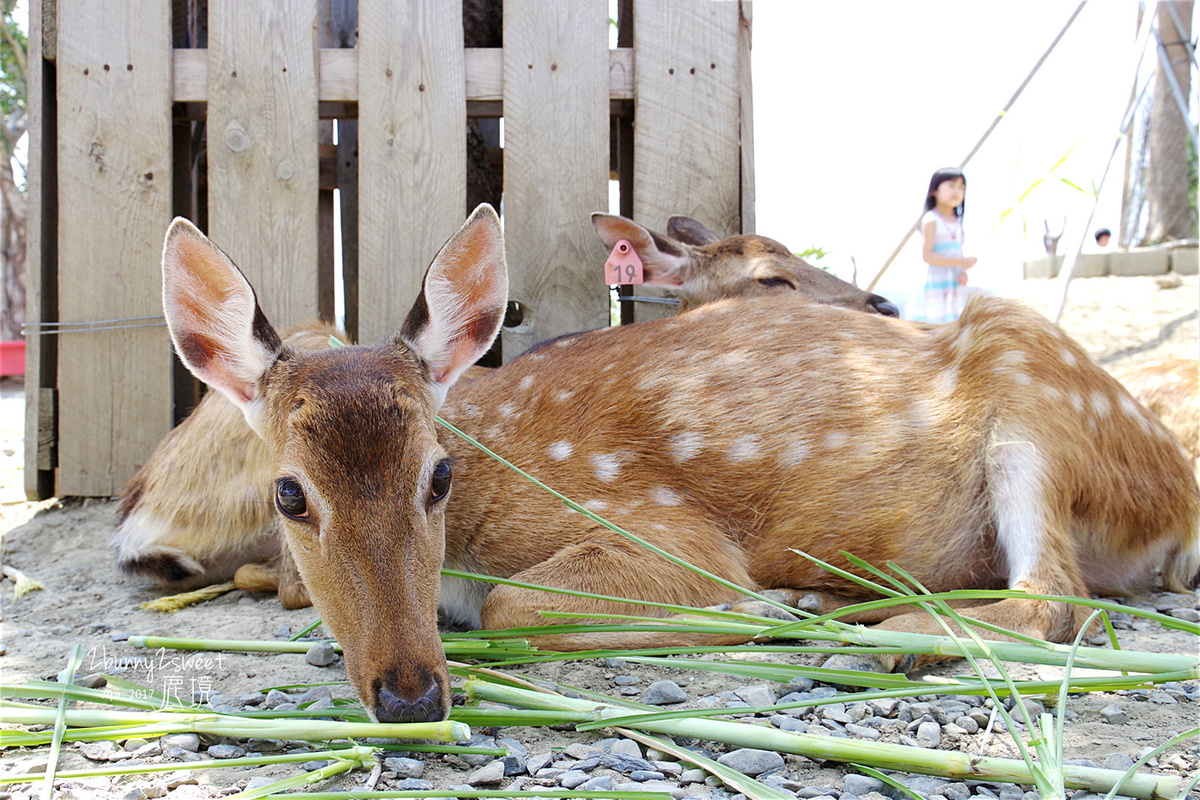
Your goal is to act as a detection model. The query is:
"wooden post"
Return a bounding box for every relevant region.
[206,0,320,326]
[54,0,173,496]
[356,0,466,345]
[632,0,741,321]
[501,0,610,359]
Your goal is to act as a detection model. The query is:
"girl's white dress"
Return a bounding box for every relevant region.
[909,210,967,323]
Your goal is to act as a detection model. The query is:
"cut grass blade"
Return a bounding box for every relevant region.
[0,702,469,744]
[42,644,84,800]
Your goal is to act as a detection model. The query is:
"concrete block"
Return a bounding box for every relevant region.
[1170,246,1198,276]
[1072,253,1108,277]
[1109,248,1169,276]
[1023,256,1061,279]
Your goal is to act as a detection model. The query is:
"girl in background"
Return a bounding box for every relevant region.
[909,167,976,323]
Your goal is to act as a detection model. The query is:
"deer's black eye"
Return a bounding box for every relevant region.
[276,478,309,519]
[430,460,452,504]
[757,277,794,289]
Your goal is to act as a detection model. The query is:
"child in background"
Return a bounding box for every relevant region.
[909,167,977,323]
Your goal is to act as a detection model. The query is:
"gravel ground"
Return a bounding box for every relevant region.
[0,274,1197,800]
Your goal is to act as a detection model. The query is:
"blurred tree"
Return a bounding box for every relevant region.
[0,0,26,341]
[1143,1,1196,243]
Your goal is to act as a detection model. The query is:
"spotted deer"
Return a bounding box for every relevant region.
[116,212,898,593]
[158,206,1199,724]
[1118,358,1199,476]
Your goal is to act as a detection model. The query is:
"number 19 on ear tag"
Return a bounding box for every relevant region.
[604,240,644,285]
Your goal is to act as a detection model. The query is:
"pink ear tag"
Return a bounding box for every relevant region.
[604,239,644,285]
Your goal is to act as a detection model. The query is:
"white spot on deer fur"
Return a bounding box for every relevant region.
[1040,383,1062,401]
[780,440,811,467]
[1011,371,1032,386]
[554,389,575,403]
[583,499,609,512]
[999,350,1028,367]
[935,367,958,397]
[548,441,573,460]
[652,487,683,506]
[670,432,705,462]
[498,401,517,418]
[591,453,622,483]
[988,428,1047,583]
[1060,348,1077,367]
[907,399,932,430]
[728,435,762,462]
[1067,391,1085,413]
[1118,394,1141,418]
[460,403,482,419]
[1089,391,1111,417]
[517,375,534,393]
[824,430,849,450]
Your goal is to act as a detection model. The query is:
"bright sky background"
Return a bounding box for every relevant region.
[751,1,1195,302]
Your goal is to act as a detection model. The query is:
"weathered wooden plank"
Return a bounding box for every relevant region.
[172,48,636,104]
[207,0,319,326]
[24,0,51,498]
[631,0,741,321]
[501,0,610,359]
[355,0,466,344]
[55,0,173,496]
[738,0,755,233]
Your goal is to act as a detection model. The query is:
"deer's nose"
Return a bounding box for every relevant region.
[375,680,446,723]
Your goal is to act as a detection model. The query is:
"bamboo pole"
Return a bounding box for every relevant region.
[867,2,1086,291]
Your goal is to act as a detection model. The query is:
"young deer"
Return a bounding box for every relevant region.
[160,206,1199,724]
[116,212,897,593]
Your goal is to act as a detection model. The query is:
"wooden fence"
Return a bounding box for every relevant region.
[25,0,754,499]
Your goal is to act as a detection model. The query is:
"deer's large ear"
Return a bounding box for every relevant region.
[666,215,720,246]
[591,212,691,288]
[161,218,282,412]
[399,204,508,407]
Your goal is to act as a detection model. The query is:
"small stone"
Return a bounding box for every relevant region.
[564,742,596,759]
[263,688,291,709]
[383,756,423,778]
[466,759,505,785]
[582,774,615,791]
[305,641,338,667]
[274,623,292,638]
[75,673,108,689]
[613,674,640,685]
[239,692,266,706]
[770,714,809,733]
[734,684,777,708]
[162,747,204,762]
[846,723,881,739]
[1102,753,1135,771]
[525,752,555,774]
[207,743,246,759]
[1100,704,1128,724]
[630,770,666,781]
[243,777,277,792]
[120,789,148,800]
[867,697,899,717]
[1147,691,1177,704]
[916,720,942,748]
[907,776,949,796]
[1168,608,1200,622]
[395,778,433,791]
[843,774,885,796]
[303,760,331,770]
[609,738,643,759]
[940,782,972,800]
[559,769,591,789]
[681,768,707,783]
[79,740,125,762]
[614,779,680,797]
[643,679,689,705]
[717,747,785,776]
[954,715,980,734]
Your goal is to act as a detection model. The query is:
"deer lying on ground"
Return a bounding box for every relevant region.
[115,213,897,593]
[1119,357,1199,476]
[157,206,1199,724]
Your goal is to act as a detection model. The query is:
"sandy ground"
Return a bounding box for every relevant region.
[0,275,1197,798]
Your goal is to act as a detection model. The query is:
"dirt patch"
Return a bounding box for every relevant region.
[1,275,1197,798]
